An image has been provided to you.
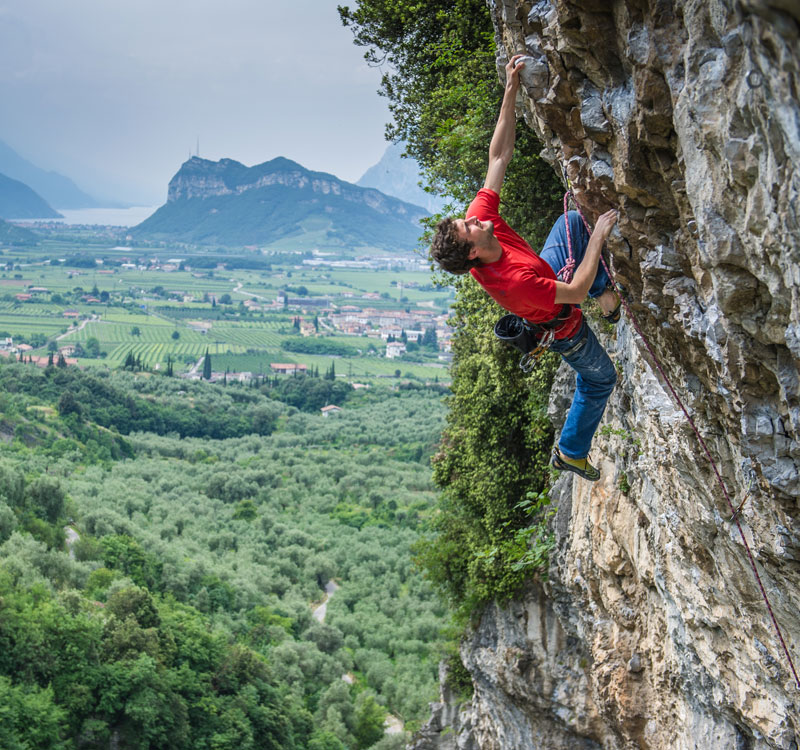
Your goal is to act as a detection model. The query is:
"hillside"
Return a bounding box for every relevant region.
[0,218,37,245]
[0,172,61,219]
[0,138,100,209]
[131,156,429,251]
[0,361,447,748]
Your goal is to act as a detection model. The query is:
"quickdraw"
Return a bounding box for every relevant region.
[519,329,554,372]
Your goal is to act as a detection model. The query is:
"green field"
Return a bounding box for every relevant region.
[1,225,454,383]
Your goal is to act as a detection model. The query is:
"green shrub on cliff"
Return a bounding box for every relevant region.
[414,278,557,613]
[341,0,563,613]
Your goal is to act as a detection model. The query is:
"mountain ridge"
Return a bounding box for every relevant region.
[0,172,61,219]
[132,156,429,251]
[0,138,101,209]
[357,142,446,215]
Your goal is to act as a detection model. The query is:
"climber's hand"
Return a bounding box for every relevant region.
[505,54,525,87]
[594,209,618,241]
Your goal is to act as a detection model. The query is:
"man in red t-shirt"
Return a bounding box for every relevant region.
[430,54,620,481]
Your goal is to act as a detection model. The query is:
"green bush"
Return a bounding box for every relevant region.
[415,277,558,614]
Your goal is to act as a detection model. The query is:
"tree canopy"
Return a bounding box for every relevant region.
[340,0,563,623]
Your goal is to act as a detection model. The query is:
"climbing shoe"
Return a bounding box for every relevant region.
[601,284,625,324]
[551,448,601,481]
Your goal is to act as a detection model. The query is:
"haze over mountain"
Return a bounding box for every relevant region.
[0,138,102,209]
[357,142,446,215]
[132,156,429,251]
[0,172,61,219]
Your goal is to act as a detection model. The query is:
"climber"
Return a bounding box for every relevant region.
[429,54,621,481]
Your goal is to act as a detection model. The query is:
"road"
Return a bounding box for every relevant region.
[55,315,95,341]
[64,526,80,559]
[311,580,339,623]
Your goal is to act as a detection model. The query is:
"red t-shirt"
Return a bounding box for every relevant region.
[467,189,582,339]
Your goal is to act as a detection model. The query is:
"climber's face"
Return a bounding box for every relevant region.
[456,216,494,253]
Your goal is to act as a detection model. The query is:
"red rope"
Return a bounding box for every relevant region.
[566,193,800,691]
[557,191,577,283]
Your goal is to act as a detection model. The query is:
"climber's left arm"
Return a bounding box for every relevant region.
[483,54,525,194]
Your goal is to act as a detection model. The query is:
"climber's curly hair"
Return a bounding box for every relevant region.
[429,217,478,275]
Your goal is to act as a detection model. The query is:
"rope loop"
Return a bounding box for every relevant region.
[557,191,576,283]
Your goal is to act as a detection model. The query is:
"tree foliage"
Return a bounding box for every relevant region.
[339,0,562,237]
[0,362,449,745]
[415,278,557,612]
[340,0,563,612]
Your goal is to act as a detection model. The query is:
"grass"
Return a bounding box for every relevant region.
[0,229,452,384]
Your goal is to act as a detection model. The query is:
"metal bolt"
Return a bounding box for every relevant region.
[747,70,763,88]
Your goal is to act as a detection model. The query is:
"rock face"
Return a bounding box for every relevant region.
[416,2,800,748]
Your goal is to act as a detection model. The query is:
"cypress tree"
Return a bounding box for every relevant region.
[203,349,212,380]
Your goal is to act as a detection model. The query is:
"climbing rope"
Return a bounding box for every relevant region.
[564,189,800,692]
[557,190,577,283]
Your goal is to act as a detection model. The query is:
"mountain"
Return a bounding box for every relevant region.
[0,138,101,209]
[0,218,37,245]
[131,156,430,250]
[357,142,446,215]
[0,172,61,219]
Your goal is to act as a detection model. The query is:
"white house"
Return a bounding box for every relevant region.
[386,342,406,359]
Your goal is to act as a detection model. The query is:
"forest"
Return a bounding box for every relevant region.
[2,2,582,747]
[0,358,446,749]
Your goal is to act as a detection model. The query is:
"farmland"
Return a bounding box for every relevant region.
[0,224,455,383]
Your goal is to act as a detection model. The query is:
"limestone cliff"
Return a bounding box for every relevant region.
[415,1,800,747]
[132,156,429,250]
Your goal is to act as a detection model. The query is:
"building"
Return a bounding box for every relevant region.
[320,405,342,416]
[270,363,308,375]
[380,328,403,341]
[386,342,406,359]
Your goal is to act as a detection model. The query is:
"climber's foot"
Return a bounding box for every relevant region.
[599,284,627,324]
[597,288,621,323]
[551,449,601,481]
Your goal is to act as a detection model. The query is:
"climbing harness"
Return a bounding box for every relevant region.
[563,183,800,692]
[494,313,554,372]
[519,329,554,373]
[494,305,579,373]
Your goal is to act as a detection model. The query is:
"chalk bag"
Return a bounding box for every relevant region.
[493,314,538,354]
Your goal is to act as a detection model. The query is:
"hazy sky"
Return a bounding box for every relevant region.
[0,0,393,205]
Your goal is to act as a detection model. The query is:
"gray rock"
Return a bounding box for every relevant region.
[413,1,800,748]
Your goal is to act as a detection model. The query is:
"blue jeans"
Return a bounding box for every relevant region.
[540,212,616,459]
[549,322,617,459]
[540,211,610,297]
